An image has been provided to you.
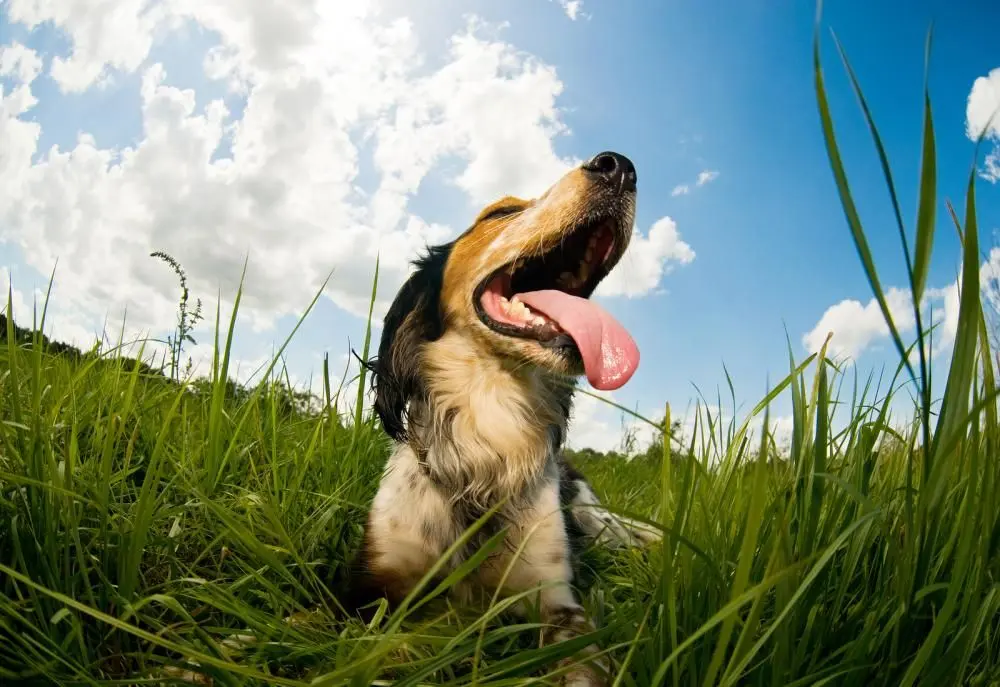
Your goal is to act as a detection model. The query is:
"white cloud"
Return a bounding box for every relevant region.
[980,247,1000,309]
[966,67,1000,183]
[6,0,167,93]
[566,390,659,454]
[803,287,916,360]
[375,22,578,209]
[982,149,1000,183]
[696,169,719,186]
[0,42,42,83]
[966,67,1000,140]
[765,414,795,451]
[670,169,719,198]
[924,282,960,357]
[552,0,584,21]
[597,216,695,298]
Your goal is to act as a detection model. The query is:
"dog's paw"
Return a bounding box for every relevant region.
[557,659,611,687]
[621,516,663,547]
[557,664,611,687]
[595,514,663,550]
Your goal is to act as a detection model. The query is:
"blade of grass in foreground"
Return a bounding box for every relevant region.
[813,15,913,383]
[118,380,185,601]
[0,563,306,686]
[660,402,680,687]
[721,511,881,684]
[702,402,771,687]
[205,259,247,492]
[353,254,379,440]
[930,168,982,473]
[898,162,985,687]
[4,284,28,467]
[812,5,1000,684]
[208,264,334,486]
[912,28,937,307]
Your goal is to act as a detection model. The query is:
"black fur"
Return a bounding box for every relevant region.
[558,457,588,550]
[369,242,454,441]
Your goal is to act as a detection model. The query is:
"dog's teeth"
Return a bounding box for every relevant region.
[508,298,530,321]
[577,261,590,281]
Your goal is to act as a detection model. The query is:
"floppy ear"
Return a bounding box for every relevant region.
[370,242,453,441]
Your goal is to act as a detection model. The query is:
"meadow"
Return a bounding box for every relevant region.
[1,24,999,687]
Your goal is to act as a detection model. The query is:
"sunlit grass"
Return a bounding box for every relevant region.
[1,11,999,686]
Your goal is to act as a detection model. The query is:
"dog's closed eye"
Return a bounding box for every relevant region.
[480,205,522,222]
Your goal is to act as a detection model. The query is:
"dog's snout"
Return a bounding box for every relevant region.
[582,151,637,193]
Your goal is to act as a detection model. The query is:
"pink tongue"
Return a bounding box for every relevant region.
[516,289,639,390]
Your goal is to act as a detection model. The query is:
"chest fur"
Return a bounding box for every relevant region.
[412,332,570,506]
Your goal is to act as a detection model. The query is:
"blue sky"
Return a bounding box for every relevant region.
[1,0,998,451]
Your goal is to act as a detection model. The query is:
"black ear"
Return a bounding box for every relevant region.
[369,242,453,441]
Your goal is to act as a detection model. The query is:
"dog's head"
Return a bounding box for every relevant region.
[372,151,640,440]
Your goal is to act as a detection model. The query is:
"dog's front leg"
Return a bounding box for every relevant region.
[478,478,610,687]
[349,447,456,610]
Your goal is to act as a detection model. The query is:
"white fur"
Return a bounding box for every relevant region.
[569,480,662,549]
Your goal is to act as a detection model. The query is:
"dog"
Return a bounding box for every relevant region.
[351,151,660,686]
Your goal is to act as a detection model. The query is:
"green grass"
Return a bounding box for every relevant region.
[2,15,1000,687]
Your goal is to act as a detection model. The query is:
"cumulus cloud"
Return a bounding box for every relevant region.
[803,287,915,360]
[966,67,1000,140]
[597,217,695,298]
[0,1,690,352]
[803,247,1000,362]
[671,184,690,197]
[0,42,42,83]
[6,0,166,93]
[966,67,1000,183]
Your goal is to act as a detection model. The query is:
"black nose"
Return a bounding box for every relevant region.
[582,151,637,193]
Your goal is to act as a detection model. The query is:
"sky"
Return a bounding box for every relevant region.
[1,0,999,454]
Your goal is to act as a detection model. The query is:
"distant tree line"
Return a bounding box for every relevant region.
[0,312,320,421]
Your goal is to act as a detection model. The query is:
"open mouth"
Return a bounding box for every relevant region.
[476,220,616,338]
[474,217,640,391]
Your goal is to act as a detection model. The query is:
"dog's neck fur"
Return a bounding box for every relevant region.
[409,330,572,508]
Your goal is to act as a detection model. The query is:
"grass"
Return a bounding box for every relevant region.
[2,14,1000,687]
